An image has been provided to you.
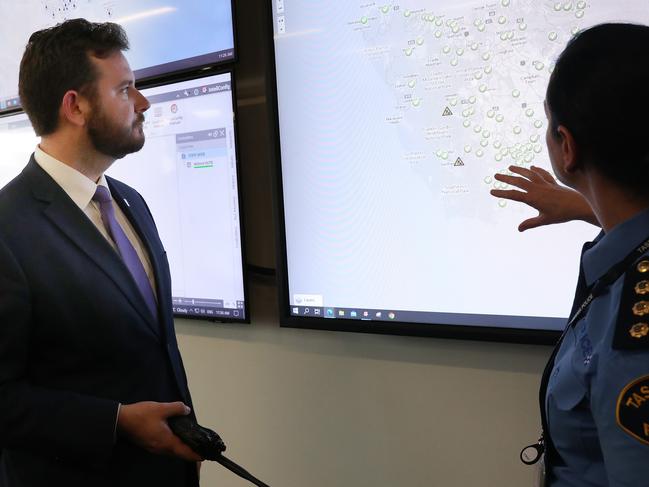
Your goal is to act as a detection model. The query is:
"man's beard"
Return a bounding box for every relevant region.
[87,106,145,160]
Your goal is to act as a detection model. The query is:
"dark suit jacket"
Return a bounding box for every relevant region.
[0,157,199,487]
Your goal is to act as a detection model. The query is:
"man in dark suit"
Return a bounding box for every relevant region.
[0,19,202,486]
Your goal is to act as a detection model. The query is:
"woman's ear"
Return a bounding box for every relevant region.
[556,125,579,174]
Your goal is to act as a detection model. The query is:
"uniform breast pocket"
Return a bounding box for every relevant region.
[547,354,598,465]
[549,361,588,411]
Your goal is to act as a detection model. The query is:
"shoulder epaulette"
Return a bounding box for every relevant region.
[613,257,649,350]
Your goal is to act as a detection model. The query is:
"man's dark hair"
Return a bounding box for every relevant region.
[546,23,649,192]
[19,18,129,136]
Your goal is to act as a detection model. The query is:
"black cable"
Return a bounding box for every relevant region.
[166,416,271,487]
[214,454,271,487]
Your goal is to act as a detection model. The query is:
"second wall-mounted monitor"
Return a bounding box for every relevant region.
[109,71,247,321]
[0,0,236,112]
[268,0,647,342]
[0,71,246,322]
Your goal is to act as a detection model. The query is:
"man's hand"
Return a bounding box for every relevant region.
[117,401,203,462]
[490,165,598,231]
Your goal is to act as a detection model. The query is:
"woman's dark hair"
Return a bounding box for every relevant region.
[546,23,649,192]
[18,18,129,136]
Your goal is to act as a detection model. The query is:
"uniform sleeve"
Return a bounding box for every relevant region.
[590,350,649,486]
[0,237,120,465]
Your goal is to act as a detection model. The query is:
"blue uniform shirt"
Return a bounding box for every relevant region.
[546,207,649,486]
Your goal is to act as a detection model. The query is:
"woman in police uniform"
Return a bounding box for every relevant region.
[492,23,649,486]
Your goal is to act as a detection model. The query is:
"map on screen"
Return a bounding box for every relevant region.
[0,0,235,111]
[273,0,647,331]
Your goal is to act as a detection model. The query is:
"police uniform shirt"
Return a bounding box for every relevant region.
[546,207,649,486]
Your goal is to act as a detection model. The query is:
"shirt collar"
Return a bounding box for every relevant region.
[582,207,649,286]
[33,145,110,210]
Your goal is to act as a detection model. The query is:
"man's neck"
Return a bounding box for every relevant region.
[39,134,114,183]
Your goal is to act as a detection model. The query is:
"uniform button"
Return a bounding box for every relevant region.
[632,301,649,316]
[635,280,649,295]
[638,260,649,273]
[630,323,649,338]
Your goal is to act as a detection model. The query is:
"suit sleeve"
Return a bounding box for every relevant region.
[0,237,119,465]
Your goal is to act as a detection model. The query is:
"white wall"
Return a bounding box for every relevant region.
[176,278,550,487]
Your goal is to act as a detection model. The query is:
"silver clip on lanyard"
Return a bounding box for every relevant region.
[520,234,649,466]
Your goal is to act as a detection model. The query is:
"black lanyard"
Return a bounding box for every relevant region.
[521,233,649,467]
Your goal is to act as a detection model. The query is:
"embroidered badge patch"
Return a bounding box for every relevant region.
[617,375,649,445]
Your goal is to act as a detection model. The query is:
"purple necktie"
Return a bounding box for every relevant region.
[93,185,158,321]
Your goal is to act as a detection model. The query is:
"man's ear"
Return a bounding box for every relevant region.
[556,125,579,174]
[60,90,90,127]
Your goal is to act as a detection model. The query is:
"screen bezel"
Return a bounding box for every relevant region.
[265,0,560,345]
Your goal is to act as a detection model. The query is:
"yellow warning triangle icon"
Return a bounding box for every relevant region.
[454,157,464,166]
[442,107,453,116]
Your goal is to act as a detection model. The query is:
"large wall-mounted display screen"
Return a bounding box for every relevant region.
[269,0,645,341]
[0,71,246,322]
[0,0,236,112]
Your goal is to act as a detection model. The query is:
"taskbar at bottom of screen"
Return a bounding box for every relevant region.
[173,297,245,320]
[291,305,396,321]
[289,305,565,331]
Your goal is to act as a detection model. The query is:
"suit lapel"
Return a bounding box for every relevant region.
[108,180,190,401]
[108,180,172,340]
[24,159,161,341]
